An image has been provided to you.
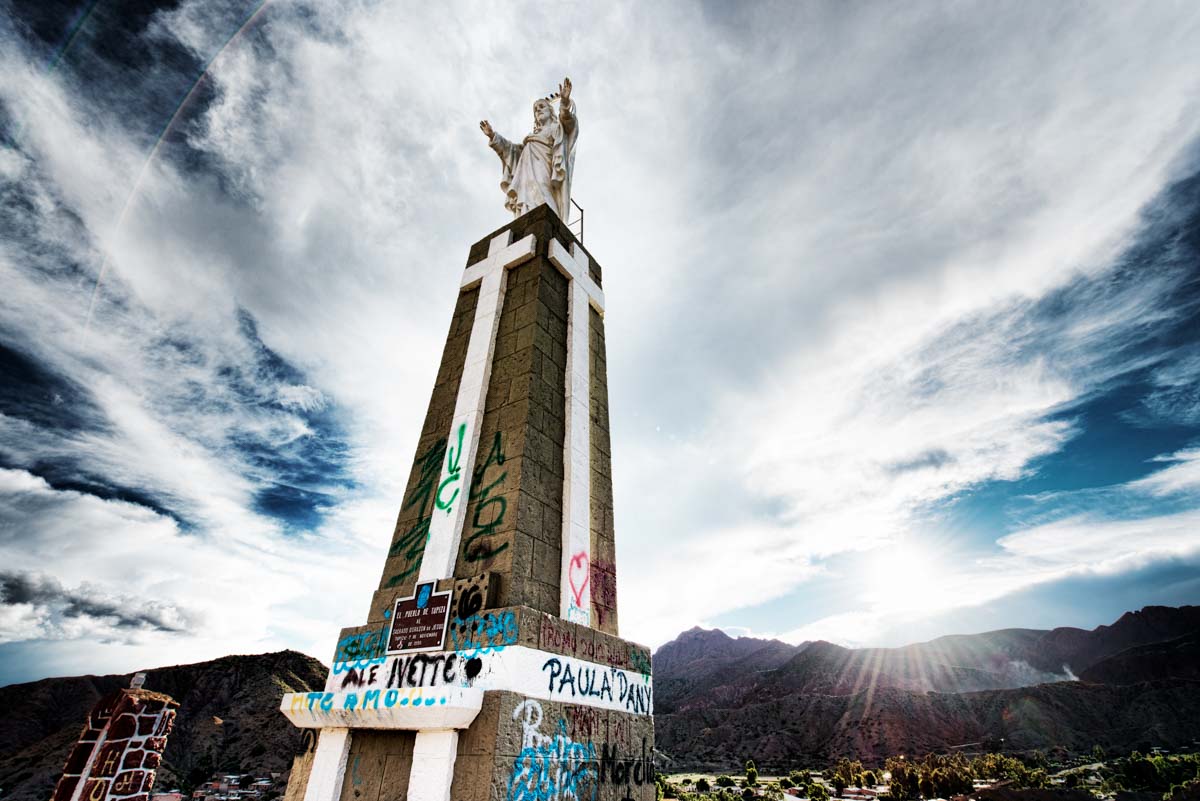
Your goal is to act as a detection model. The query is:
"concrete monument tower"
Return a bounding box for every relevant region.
[281,77,654,801]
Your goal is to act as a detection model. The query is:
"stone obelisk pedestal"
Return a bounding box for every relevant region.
[281,205,654,801]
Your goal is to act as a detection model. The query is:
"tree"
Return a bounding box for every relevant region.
[696,778,711,793]
[718,776,737,788]
[1165,779,1200,801]
[828,759,863,798]
[743,789,756,800]
[862,771,878,788]
[1092,745,1106,763]
[886,758,919,801]
[780,778,794,790]
[1124,754,1165,792]
[747,767,760,787]
[809,783,830,801]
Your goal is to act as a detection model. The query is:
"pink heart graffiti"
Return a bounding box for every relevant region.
[568,551,590,607]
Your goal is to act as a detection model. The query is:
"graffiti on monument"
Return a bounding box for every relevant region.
[508,699,597,801]
[589,558,617,626]
[333,624,390,674]
[565,705,601,740]
[385,438,447,586]
[566,551,590,624]
[436,423,466,513]
[628,649,651,682]
[291,687,456,712]
[310,644,653,718]
[506,698,654,801]
[450,572,493,620]
[597,739,654,798]
[462,430,510,563]
[541,657,652,715]
[449,609,519,659]
[338,650,458,691]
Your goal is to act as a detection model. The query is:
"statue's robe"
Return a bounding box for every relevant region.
[489,100,577,221]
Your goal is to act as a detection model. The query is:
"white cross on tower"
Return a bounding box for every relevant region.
[417,230,536,583]
[548,238,605,624]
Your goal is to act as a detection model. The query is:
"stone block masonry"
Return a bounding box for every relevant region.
[282,204,652,801]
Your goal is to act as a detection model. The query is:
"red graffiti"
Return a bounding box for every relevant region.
[568,552,590,607]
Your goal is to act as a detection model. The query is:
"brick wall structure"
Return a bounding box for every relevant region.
[280,205,653,801]
[51,686,178,801]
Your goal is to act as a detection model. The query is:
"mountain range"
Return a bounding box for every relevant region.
[0,651,325,801]
[653,605,1200,771]
[0,606,1197,799]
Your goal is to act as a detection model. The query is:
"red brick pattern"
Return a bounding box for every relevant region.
[50,689,178,801]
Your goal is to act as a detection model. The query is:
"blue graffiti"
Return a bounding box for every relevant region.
[508,700,596,801]
[334,624,389,665]
[332,656,387,676]
[450,610,519,658]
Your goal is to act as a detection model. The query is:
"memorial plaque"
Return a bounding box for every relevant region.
[386,581,451,653]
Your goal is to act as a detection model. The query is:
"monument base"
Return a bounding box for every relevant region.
[281,606,654,801]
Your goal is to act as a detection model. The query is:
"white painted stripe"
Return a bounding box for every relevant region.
[417,232,536,583]
[409,730,460,801]
[548,239,605,626]
[292,644,652,726]
[283,687,484,730]
[302,728,352,801]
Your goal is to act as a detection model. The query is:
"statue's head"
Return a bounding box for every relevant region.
[532,98,555,128]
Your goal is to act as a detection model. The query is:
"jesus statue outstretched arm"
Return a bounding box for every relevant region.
[558,77,576,137]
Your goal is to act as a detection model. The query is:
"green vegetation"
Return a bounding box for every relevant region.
[665,749,1200,801]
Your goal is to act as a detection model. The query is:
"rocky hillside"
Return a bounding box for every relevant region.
[654,606,1200,770]
[2,607,1197,791]
[0,650,326,801]
[1079,630,1200,684]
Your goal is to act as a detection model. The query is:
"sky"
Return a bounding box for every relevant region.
[1,0,1200,686]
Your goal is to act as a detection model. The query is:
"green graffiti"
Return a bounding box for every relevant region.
[463,430,510,562]
[435,423,466,513]
[384,438,446,587]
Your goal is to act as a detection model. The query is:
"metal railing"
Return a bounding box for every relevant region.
[568,198,584,243]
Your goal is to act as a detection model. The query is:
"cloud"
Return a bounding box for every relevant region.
[0,570,192,636]
[771,464,1200,646]
[0,465,384,680]
[1130,449,1200,497]
[3,0,1200,684]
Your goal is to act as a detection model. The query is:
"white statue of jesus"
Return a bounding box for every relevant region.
[480,77,578,222]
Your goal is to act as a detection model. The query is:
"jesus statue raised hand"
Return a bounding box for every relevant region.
[480,77,578,222]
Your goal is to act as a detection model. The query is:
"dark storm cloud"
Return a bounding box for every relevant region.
[0,570,191,632]
[9,0,212,144]
[886,448,956,475]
